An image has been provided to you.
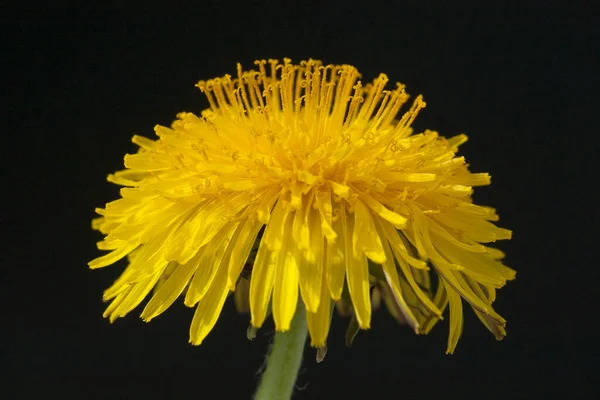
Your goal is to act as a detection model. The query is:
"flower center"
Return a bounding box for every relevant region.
[193,58,426,211]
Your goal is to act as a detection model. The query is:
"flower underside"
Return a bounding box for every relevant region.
[90,58,514,354]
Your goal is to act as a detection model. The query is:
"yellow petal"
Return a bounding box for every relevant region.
[106,170,145,187]
[292,192,313,250]
[103,229,175,300]
[272,215,300,331]
[103,288,131,323]
[109,272,163,319]
[263,199,290,251]
[314,190,337,242]
[434,235,508,288]
[361,194,407,228]
[353,200,386,264]
[141,254,201,322]
[433,212,511,243]
[298,209,324,313]
[184,223,239,307]
[379,220,442,317]
[131,134,156,150]
[189,261,231,345]
[382,224,428,270]
[381,172,437,182]
[485,246,506,260]
[428,218,487,253]
[372,216,420,332]
[473,308,506,340]
[331,182,350,198]
[174,194,250,264]
[420,281,449,334]
[325,203,346,300]
[249,226,278,328]
[438,267,504,325]
[256,186,282,224]
[306,275,333,347]
[443,281,464,355]
[227,218,263,290]
[446,133,468,149]
[345,213,371,329]
[449,172,490,187]
[124,153,171,171]
[88,242,138,269]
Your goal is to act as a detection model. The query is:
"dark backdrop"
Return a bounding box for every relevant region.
[3,1,597,398]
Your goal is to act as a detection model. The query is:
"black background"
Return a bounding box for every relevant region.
[3,1,598,398]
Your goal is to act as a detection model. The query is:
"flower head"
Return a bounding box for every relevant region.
[90,58,514,353]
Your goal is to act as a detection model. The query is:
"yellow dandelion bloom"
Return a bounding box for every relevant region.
[90,58,514,354]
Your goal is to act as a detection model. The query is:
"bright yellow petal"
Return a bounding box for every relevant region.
[249,218,280,328]
[353,199,386,264]
[131,134,156,150]
[189,261,230,345]
[141,253,201,322]
[227,218,263,290]
[88,242,138,269]
[109,271,163,320]
[379,219,442,317]
[437,267,505,326]
[272,214,299,331]
[184,222,239,307]
[306,276,333,347]
[103,288,131,323]
[298,209,324,313]
[292,192,313,250]
[372,216,420,332]
[325,203,346,300]
[345,212,371,329]
[102,228,175,300]
[262,199,290,251]
[434,235,509,288]
[421,281,449,334]
[256,186,281,224]
[361,194,407,229]
[314,190,337,242]
[171,195,248,264]
[124,152,172,171]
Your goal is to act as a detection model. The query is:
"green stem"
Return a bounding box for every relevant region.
[254,302,308,400]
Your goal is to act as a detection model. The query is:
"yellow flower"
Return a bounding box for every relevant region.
[90,58,514,354]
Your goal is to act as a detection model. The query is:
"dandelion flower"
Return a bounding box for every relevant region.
[90,58,514,359]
